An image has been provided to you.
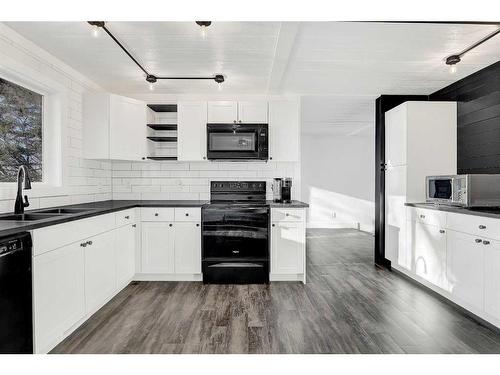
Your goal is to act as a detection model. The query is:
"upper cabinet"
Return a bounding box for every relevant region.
[269,99,300,162]
[178,101,208,161]
[207,101,238,123]
[207,101,268,123]
[83,93,147,161]
[237,101,268,123]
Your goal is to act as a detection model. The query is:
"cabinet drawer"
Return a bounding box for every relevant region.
[174,207,201,222]
[271,208,305,222]
[32,213,116,256]
[115,208,135,227]
[407,207,446,227]
[140,207,174,222]
[447,212,500,241]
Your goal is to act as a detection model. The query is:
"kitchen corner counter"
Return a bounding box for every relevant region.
[267,200,309,208]
[405,202,500,220]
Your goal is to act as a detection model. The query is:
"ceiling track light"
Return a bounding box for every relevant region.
[86,21,225,88]
[445,27,500,73]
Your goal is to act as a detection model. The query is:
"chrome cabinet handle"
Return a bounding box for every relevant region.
[439,230,445,233]
[185,213,189,216]
[475,239,483,243]
[155,213,159,217]
[125,215,130,219]
[286,213,290,216]
[80,242,87,247]
[87,240,92,246]
[169,223,173,227]
[483,240,491,245]
[272,224,275,227]
[420,215,425,219]
[132,224,137,228]
[196,223,200,227]
[479,225,486,229]
[203,156,206,160]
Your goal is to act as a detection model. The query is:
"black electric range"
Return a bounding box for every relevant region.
[202,181,269,284]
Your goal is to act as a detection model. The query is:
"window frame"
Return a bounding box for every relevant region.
[0,62,65,196]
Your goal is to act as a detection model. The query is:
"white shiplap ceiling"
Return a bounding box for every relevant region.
[5,21,500,135]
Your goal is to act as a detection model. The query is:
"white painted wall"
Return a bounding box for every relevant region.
[301,96,375,233]
[0,23,111,213]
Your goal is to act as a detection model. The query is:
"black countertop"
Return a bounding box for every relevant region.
[0,199,308,237]
[406,203,500,220]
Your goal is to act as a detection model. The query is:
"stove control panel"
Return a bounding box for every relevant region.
[211,181,266,192]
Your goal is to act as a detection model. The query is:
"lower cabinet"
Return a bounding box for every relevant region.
[446,230,485,311]
[271,221,305,275]
[84,230,117,314]
[408,220,447,290]
[484,238,500,321]
[115,223,137,286]
[141,222,175,273]
[33,242,85,353]
[174,222,202,274]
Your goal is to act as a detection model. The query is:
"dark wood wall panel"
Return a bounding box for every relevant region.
[431,61,500,174]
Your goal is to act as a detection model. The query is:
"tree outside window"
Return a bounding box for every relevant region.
[0,77,43,182]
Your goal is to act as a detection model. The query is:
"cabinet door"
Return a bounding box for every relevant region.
[33,242,85,353]
[84,230,117,313]
[385,165,409,269]
[238,101,268,123]
[178,101,208,161]
[141,222,175,273]
[115,223,136,287]
[109,95,147,161]
[207,101,237,123]
[174,222,202,273]
[271,221,305,274]
[410,221,447,289]
[385,104,407,167]
[484,239,500,321]
[268,100,299,161]
[446,230,484,311]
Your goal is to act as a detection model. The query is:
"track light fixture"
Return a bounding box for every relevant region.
[445,27,500,74]
[196,21,212,39]
[87,21,225,89]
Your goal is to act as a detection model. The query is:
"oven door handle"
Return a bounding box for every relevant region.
[207,262,264,268]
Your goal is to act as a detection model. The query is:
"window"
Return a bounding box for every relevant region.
[0,77,43,182]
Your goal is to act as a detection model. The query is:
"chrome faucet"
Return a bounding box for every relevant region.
[14,165,32,215]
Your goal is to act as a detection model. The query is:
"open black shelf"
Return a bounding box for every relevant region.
[147,156,178,161]
[147,136,177,142]
[147,124,177,131]
[147,104,177,113]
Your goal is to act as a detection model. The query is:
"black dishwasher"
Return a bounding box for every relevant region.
[0,232,33,353]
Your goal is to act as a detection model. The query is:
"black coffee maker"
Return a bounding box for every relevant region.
[272,178,292,203]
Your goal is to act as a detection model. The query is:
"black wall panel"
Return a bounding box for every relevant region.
[430,61,500,174]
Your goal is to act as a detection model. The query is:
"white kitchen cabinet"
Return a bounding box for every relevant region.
[174,222,202,274]
[484,238,500,321]
[33,241,85,353]
[446,230,484,311]
[115,223,136,287]
[384,102,456,268]
[268,100,300,162]
[83,93,147,161]
[84,230,117,313]
[271,221,305,275]
[141,221,175,273]
[408,221,448,289]
[237,101,268,123]
[178,101,208,161]
[207,101,238,123]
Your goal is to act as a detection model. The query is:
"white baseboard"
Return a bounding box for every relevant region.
[134,273,202,282]
[270,273,305,283]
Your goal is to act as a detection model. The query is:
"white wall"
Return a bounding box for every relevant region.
[0,23,111,213]
[301,96,375,233]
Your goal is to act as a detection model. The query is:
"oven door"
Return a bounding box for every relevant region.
[206,124,268,160]
[202,206,269,260]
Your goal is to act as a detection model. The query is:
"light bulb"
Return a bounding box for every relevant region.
[449,64,457,74]
[92,25,100,38]
[149,83,155,91]
[201,25,207,39]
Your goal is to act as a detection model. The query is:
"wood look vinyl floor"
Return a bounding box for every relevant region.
[51,229,500,354]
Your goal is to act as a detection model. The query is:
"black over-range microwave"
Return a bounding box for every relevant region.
[206,123,269,160]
